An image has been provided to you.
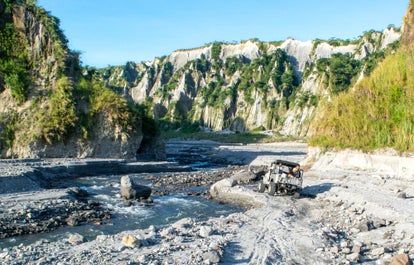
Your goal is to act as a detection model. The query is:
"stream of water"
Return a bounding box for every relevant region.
[0,170,241,248]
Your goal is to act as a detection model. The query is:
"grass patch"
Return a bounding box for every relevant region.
[161,130,297,144]
[310,46,414,152]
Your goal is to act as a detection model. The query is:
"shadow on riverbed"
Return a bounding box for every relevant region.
[220,241,250,264]
[214,148,307,165]
[221,241,284,264]
[301,183,337,198]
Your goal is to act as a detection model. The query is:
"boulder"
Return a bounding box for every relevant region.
[390,253,412,265]
[199,226,213,238]
[397,192,407,199]
[67,187,89,199]
[371,247,386,257]
[232,169,261,184]
[67,233,85,245]
[120,175,151,200]
[202,250,221,263]
[346,253,361,262]
[122,235,141,248]
[209,178,236,198]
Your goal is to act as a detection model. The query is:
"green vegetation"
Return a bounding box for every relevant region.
[0,12,30,102]
[34,77,77,144]
[0,110,17,151]
[211,42,222,60]
[296,91,319,108]
[161,129,295,144]
[0,0,156,155]
[316,53,361,94]
[91,24,403,146]
[362,40,400,76]
[153,48,299,130]
[224,57,243,76]
[161,61,174,83]
[22,73,148,146]
[310,47,414,152]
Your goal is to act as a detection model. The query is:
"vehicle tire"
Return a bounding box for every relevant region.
[293,191,301,199]
[257,181,265,193]
[268,182,276,196]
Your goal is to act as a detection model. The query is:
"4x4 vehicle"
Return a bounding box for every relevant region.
[257,160,303,197]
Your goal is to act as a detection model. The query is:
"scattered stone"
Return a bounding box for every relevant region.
[346,253,361,262]
[202,250,221,263]
[390,253,412,265]
[383,230,394,239]
[349,228,361,235]
[335,201,344,207]
[122,235,141,248]
[397,192,407,199]
[330,246,339,254]
[371,247,386,257]
[372,217,387,229]
[342,247,351,254]
[159,226,175,237]
[172,218,194,231]
[66,214,80,226]
[199,226,213,238]
[67,233,85,245]
[96,235,107,242]
[357,221,371,232]
[138,254,147,263]
[352,245,362,254]
[67,187,89,199]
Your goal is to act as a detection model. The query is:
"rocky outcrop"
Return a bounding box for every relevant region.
[0,1,159,159]
[402,0,414,46]
[120,175,152,200]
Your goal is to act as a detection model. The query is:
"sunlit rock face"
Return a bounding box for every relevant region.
[102,28,401,137]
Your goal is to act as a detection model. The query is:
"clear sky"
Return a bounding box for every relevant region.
[37,0,409,68]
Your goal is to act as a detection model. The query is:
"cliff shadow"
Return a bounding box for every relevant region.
[212,147,307,166]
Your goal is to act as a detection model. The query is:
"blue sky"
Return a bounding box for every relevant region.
[37,0,408,68]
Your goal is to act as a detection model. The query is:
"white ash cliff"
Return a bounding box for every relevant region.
[103,28,400,137]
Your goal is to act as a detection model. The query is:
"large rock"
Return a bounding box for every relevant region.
[203,250,221,263]
[120,175,151,200]
[122,235,141,248]
[390,253,412,265]
[67,233,85,245]
[209,178,236,198]
[209,178,264,209]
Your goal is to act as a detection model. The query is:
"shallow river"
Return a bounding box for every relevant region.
[0,170,241,249]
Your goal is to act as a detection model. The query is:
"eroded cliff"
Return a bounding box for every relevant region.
[0,0,157,159]
[101,28,400,137]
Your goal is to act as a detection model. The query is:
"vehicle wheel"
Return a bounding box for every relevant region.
[293,192,301,199]
[257,181,265,193]
[268,182,276,196]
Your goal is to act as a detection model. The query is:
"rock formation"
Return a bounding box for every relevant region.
[402,0,414,46]
[0,0,161,159]
[100,28,401,137]
[120,175,152,200]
